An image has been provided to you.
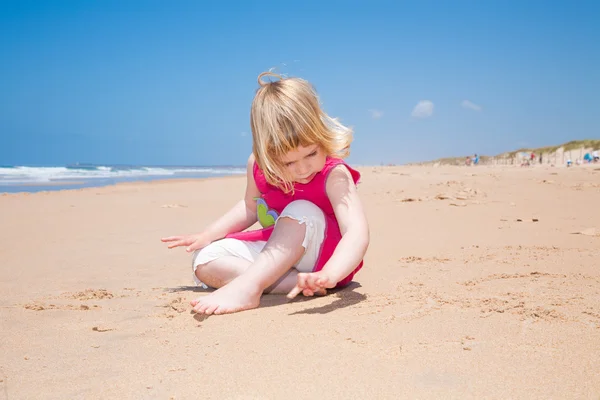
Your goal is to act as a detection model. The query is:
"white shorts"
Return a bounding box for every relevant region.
[192,200,327,288]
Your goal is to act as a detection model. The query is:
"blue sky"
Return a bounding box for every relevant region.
[1,0,599,166]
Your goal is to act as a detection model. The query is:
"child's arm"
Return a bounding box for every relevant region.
[161,154,261,252]
[287,165,369,298]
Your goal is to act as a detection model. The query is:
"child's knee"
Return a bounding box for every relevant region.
[190,238,262,287]
[277,201,326,272]
[279,200,325,227]
[191,248,212,287]
[190,240,234,286]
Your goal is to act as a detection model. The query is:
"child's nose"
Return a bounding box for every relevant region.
[296,162,309,175]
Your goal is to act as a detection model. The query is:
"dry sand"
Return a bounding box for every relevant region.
[1,164,599,399]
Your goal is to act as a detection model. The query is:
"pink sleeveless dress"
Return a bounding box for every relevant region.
[225,156,363,288]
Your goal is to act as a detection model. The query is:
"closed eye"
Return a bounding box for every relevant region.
[283,149,318,167]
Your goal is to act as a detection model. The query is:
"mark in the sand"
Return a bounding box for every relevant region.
[400,197,422,202]
[432,292,568,322]
[64,289,114,300]
[571,228,599,237]
[460,271,566,286]
[24,288,128,312]
[462,336,476,350]
[156,296,188,319]
[92,326,115,332]
[161,204,188,208]
[399,256,451,264]
[582,310,600,327]
[344,337,368,346]
[23,302,99,311]
[389,171,409,176]
[435,180,461,187]
[0,366,7,400]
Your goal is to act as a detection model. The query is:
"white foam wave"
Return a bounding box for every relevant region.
[0,166,245,185]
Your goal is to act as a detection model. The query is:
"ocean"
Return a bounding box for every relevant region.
[0,164,246,193]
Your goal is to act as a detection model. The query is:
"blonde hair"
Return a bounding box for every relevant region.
[250,71,353,193]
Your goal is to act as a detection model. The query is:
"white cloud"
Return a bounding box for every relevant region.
[369,109,384,119]
[461,100,482,111]
[411,101,434,118]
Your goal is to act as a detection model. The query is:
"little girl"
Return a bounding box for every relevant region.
[162,72,369,315]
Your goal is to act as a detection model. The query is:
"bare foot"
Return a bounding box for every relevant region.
[190,278,261,315]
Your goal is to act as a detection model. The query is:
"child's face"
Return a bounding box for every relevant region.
[279,144,327,184]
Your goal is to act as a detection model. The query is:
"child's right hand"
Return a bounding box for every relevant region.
[161,234,212,253]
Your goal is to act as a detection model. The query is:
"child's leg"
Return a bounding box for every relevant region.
[191,200,326,315]
[195,256,299,293]
[191,238,264,288]
[192,239,299,293]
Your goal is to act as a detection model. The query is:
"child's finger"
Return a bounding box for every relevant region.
[304,276,320,292]
[286,285,303,300]
[315,277,331,288]
[169,240,188,249]
[296,273,308,288]
[186,241,203,252]
[161,236,181,242]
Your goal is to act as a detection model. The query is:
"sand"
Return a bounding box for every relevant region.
[1,164,599,399]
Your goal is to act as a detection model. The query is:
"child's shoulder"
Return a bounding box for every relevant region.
[246,153,270,191]
[324,157,361,186]
[247,153,256,166]
[247,153,261,176]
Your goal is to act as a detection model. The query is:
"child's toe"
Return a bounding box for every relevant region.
[204,304,219,315]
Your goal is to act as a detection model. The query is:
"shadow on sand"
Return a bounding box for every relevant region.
[286,282,366,315]
[166,281,366,319]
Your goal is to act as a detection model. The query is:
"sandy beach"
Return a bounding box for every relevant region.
[1,164,599,399]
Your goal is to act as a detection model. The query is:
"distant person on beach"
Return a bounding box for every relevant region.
[162,72,369,315]
[473,154,479,165]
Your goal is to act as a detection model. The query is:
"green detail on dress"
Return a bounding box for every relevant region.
[256,197,279,228]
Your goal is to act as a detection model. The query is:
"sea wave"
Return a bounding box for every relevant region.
[0,165,245,185]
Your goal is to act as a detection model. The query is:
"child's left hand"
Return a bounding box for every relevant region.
[287,271,336,299]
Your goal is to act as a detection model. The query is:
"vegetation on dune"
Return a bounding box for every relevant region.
[504,139,600,159]
[419,139,599,165]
